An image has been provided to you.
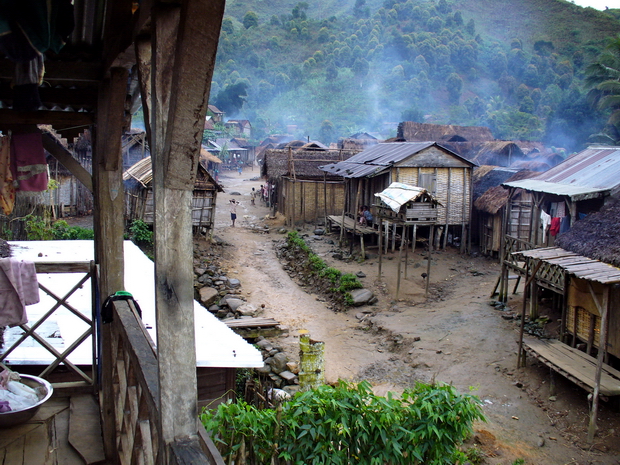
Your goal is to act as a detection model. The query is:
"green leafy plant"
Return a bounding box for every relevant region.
[201,380,485,465]
[51,220,94,240]
[128,219,153,245]
[24,214,53,240]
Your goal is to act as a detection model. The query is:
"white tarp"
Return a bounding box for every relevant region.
[374,182,435,213]
[4,240,263,368]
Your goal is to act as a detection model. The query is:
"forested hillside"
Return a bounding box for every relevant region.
[210,0,620,152]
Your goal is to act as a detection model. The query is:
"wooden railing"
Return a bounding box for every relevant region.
[0,260,97,386]
[104,299,224,465]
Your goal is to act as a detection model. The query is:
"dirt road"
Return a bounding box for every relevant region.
[208,166,620,465]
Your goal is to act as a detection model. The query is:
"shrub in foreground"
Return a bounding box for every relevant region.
[201,380,485,465]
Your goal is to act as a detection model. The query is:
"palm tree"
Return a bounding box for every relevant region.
[585,35,620,144]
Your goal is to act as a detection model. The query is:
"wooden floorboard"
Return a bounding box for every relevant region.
[524,337,620,396]
[69,395,106,464]
[0,393,103,465]
[327,215,378,235]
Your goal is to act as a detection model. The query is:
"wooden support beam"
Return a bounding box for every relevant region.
[0,109,93,127]
[588,285,610,443]
[93,67,128,464]
[41,133,93,192]
[149,0,225,455]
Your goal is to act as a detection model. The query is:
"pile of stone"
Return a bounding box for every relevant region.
[254,337,300,396]
[193,247,259,320]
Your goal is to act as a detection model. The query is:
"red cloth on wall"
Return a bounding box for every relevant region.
[550,217,561,236]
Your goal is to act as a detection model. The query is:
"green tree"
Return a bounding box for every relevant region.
[446,72,463,104]
[214,81,249,115]
[585,35,620,142]
[242,11,258,29]
[221,17,234,34]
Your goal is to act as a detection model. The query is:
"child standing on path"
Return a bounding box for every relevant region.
[229,199,239,227]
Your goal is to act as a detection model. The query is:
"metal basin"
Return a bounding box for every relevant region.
[0,374,54,428]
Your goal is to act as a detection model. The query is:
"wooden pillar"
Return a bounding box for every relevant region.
[351,180,361,255]
[94,66,128,462]
[588,286,611,443]
[378,216,383,280]
[425,227,432,297]
[146,0,225,458]
[443,168,451,249]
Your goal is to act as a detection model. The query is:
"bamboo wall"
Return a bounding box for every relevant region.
[282,178,345,224]
[394,166,472,225]
[566,279,620,359]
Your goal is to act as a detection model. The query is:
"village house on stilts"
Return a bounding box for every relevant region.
[513,199,620,443]
[320,141,476,254]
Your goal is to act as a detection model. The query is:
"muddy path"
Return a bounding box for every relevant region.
[205,166,620,465]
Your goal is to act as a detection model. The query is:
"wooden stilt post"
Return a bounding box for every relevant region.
[426,226,433,297]
[391,222,397,252]
[378,217,383,280]
[396,228,405,299]
[518,260,530,368]
[588,286,610,444]
[351,180,361,255]
[404,226,409,280]
[412,224,417,253]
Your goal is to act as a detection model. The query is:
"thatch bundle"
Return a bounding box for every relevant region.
[556,199,620,268]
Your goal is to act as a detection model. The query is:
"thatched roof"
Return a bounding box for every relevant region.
[509,160,551,172]
[398,121,494,143]
[262,149,359,180]
[123,155,222,191]
[472,166,520,200]
[472,141,527,167]
[474,170,538,214]
[555,198,620,268]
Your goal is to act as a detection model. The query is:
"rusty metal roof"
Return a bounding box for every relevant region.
[320,141,474,178]
[503,146,620,200]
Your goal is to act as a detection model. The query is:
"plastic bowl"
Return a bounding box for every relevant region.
[0,374,54,428]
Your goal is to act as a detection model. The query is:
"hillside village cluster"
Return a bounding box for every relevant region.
[2,104,620,462]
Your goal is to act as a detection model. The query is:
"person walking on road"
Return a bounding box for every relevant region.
[229,199,239,227]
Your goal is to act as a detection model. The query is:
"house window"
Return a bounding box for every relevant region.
[419,173,436,194]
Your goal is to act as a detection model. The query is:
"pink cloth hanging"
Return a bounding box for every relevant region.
[0,258,40,327]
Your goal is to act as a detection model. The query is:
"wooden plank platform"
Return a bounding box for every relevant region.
[0,393,105,464]
[327,215,378,236]
[224,317,279,329]
[524,337,620,397]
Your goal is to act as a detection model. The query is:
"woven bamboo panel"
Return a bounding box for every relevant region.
[284,179,345,223]
[567,306,600,346]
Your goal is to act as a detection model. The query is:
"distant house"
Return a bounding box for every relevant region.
[495,145,620,304]
[207,104,224,123]
[124,156,223,232]
[338,132,380,151]
[262,146,359,224]
[397,121,494,160]
[502,146,620,248]
[472,167,537,258]
[225,119,251,137]
[320,141,476,250]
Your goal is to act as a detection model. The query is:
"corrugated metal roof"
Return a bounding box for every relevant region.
[320,141,473,178]
[503,146,620,199]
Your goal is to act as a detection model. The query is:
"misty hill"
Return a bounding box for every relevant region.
[210,0,620,152]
